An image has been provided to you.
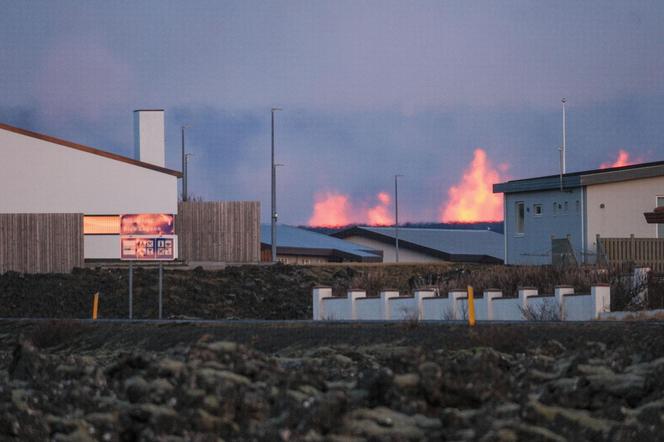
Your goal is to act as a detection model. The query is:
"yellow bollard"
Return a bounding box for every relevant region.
[467,286,476,327]
[92,292,99,320]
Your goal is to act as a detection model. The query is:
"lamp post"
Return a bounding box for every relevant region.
[271,108,282,262]
[394,174,403,263]
[181,125,190,202]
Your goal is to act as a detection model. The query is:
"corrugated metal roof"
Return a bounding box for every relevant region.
[260,224,382,260]
[335,226,504,262]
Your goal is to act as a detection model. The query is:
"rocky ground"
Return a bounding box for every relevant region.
[0,320,663,441]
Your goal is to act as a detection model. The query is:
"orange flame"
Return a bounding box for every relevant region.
[308,191,352,227]
[440,148,505,222]
[367,192,394,226]
[308,191,395,227]
[599,150,640,169]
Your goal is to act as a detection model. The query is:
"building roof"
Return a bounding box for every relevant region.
[333,226,504,263]
[260,224,382,262]
[494,160,664,194]
[0,122,182,178]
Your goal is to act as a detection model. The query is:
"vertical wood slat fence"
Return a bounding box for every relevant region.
[598,235,664,273]
[177,201,260,263]
[0,213,84,274]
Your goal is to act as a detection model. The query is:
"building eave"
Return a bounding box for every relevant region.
[333,227,502,264]
[494,160,664,194]
[0,122,183,178]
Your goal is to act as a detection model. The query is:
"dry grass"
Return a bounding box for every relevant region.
[341,263,663,312]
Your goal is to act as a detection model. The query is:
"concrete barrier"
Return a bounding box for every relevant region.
[313,285,612,321]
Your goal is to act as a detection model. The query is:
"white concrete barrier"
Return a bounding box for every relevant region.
[313,285,612,321]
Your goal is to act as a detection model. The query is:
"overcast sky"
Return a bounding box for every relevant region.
[1,1,663,223]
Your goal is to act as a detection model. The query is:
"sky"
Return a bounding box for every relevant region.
[1,1,663,224]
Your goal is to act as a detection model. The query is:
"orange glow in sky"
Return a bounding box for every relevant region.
[309,191,395,227]
[440,148,505,222]
[367,192,394,225]
[308,192,352,227]
[599,150,639,169]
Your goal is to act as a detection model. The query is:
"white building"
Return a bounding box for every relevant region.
[333,226,504,263]
[0,110,181,259]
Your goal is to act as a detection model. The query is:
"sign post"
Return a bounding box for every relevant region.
[120,214,176,320]
[158,263,163,319]
[129,262,133,319]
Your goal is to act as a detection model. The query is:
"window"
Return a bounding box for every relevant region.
[563,201,569,213]
[553,202,557,216]
[658,197,664,238]
[278,257,290,264]
[533,204,543,217]
[576,200,580,212]
[84,215,120,235]
[515,202,525,235]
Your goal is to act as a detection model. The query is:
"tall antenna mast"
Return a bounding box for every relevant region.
[561,98,567,174]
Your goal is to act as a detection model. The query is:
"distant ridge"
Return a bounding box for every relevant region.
[301,221,504,235]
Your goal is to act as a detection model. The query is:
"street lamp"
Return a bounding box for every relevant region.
[394,174,403,263]
[181,125,191,202]
[271,108,282,262]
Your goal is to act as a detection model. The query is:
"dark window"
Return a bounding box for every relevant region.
[516,202,525,235]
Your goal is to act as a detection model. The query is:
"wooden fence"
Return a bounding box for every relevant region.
[0,213,84,274]
[177,201,260,263]
[598,235,664,273]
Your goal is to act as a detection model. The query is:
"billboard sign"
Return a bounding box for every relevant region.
[120,214,175,236]
[121,236,175,261]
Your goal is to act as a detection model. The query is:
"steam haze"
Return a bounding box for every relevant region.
[1,1,663,223]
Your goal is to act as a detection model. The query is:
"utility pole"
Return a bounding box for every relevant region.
[181,125,190,201]
[185,153,193,198]
[394,174,403,263]
[561,98,567,174]
[271,108,282,262]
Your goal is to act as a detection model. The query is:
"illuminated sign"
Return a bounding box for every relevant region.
[120,214,175,236]
[121,236,175,261]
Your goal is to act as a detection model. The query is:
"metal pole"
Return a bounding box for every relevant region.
[158,263,163,320]
[271,108,281,262]
[394,174,402,263]
[128,262,133,320]
[181,126,186,202]
[562,98,567,174]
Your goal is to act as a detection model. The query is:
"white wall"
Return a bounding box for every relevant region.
[0,129,178,215]
[342,235,445,263]
[314,286,611,321]
[586,176,664,252]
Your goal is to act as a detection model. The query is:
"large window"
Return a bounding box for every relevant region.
[84,215,120,235]
[515,202,525,235]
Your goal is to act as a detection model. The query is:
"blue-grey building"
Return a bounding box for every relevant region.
[494,160,664,265]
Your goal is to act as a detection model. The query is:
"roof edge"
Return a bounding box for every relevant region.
[494,160,664,194]
[334,226,503,263]
[0,122,182,178]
